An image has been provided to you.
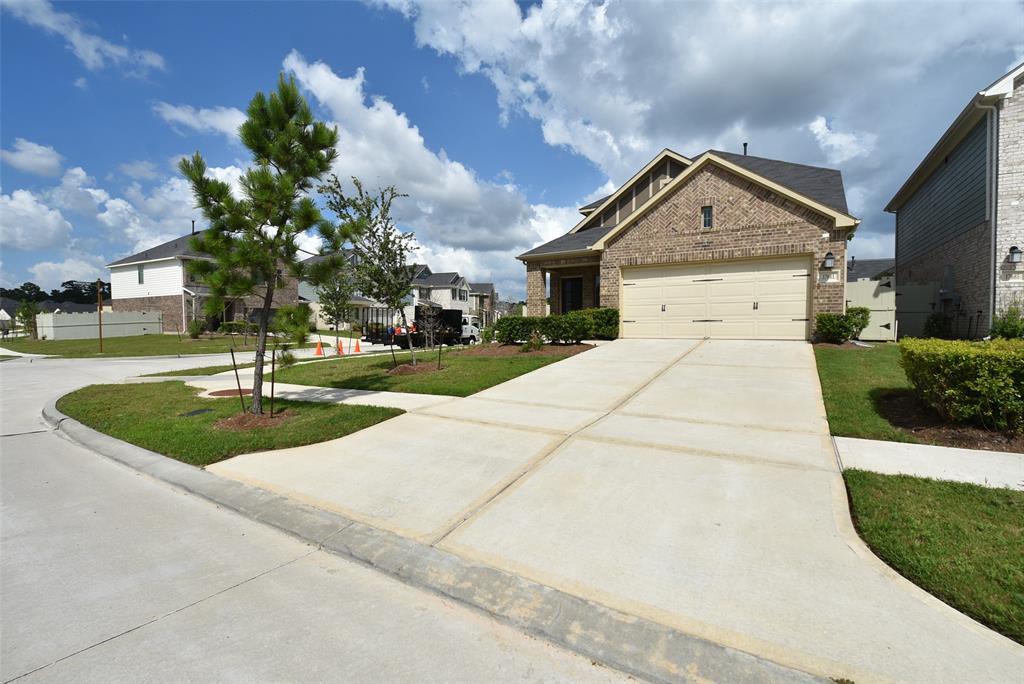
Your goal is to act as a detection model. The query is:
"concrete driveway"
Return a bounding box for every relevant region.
[211,338,1024,682]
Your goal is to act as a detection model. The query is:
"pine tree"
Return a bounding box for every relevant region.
[180,74,338,414]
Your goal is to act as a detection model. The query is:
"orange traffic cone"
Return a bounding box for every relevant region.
[314,340,324,356]
[337,338,345,356]
[354,338,361,353]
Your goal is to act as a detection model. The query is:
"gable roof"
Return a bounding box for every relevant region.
[846,258,895,282]
[569,148,692,234]
[709,150,849,214]
[107,230,208,268]
[518,224,616,259]
[886,61,1024,212]
[469,282,495,295]
[413,271,464,287]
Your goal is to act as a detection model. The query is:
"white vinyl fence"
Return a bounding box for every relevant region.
[36,310,163,340]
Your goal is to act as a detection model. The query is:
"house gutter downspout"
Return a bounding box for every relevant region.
[974,96,999,329]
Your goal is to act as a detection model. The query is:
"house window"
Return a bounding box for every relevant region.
[701,206,713,229]
[459,289,468,301]
[451,287,457,299]
[137,264,144,284]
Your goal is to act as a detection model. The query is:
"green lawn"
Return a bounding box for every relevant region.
[1,334,273,358]
[146,362,257,377]
[844,470,1024,644]
[57,381,402,466]
[814,344,916,442]
[273,347,582,397]
[0,355,16,362]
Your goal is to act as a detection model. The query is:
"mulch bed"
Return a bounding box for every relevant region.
[876,391,1024,453]
[209,388,253,397]
[215,410,294,431]
[455,343,593,358]
[387,362,446,376]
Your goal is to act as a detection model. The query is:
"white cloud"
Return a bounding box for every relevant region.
[847,233,895,260]
[45,167,110,215]
[153,102,246,142]
[28,255,107,290]
[118,160,160,180]
[2,0,165,76]
[0,138,63,176]
[0,189,73,250]
[73,76,88,90]
[807,116,878,164]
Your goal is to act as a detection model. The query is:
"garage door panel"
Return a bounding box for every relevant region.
[621,257,811,340]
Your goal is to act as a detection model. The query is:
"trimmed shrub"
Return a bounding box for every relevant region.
[991,303,1024,339]
[495,316,542,344]
[520,331,543,353]
[186,319,205,339]
[539,315,569,343]
[814,312,854,344]
[899,338,1024,433]
[561,310,591,344]
[846,306,871,340]
[577,307,619,340]
[481,326,494,344]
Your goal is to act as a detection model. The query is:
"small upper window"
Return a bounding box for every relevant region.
[137,264,144,284]
[701,205,713,229]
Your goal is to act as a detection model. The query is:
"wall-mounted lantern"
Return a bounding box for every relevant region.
[1010,246,1022,264]
[822,252,836,269]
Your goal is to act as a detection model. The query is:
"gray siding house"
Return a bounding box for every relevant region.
[886,62,1024,337]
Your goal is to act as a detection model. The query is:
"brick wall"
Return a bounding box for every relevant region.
[896,220,992,338]
[549,265,600,314]
[996,74,1024,312]
[599,164,847,318]
[112,294,183,332]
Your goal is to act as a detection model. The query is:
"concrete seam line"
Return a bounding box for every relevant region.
[830,435,845,471]
[40,394,829,684]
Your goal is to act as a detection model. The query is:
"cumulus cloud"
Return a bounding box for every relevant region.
[28,255,107,290]
[807,117,878,164]
[1,138,63,176]
[118,160,160,180]
[45,167,110,215]
[0,188,73,250]
[153,102,246,142]
[2,0,165,76]
[73,76,88,90]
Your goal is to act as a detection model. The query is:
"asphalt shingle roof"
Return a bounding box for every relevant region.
[413,271,463,287]
[107,230,209,267]
[846,258,895,283]
[709,150,849,215]
[469,282,495,295]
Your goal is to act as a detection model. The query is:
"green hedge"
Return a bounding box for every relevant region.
[814,306,872,343]
[494,308,619,344]
[900,338,1024,433]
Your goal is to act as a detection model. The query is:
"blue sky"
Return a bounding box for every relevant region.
[2,0,1022,300]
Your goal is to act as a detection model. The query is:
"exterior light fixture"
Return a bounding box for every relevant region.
[823,252,836,269]
[1010,246,1022,264]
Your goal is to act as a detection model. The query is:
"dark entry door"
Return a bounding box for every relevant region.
[561,277,583,313]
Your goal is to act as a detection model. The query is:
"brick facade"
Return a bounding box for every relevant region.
[897,220,993,338]
[996,74,1024,312]
[549,265,600,315]
[112,295,183,332]
[597,164,847,320]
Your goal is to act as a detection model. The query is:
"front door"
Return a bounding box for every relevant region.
[561,277,583,313]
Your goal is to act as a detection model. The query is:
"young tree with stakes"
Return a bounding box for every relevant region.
[316,261,359,336]
[180,74,339,414]
[319,176,415,367]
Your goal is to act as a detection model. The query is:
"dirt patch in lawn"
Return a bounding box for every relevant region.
[208,388,253,397]
[457,343,593,358]
[387,362,446,376]
[813,341,872,350]
[876,390,1024,453]
[215,410,294,431]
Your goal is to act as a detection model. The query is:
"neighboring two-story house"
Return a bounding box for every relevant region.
[107,230,300,332]
[468,282,498,325]
[518,147,858,340]
[885,62,1024,338]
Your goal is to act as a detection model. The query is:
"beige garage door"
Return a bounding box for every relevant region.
[620,256,812,340]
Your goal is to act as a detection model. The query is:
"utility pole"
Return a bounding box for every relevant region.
[96,278,104,353]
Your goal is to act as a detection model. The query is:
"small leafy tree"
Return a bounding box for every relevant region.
[16,300,40,339]
[320,176,415,367]
[179,74,338,414]
[317,266,359,335]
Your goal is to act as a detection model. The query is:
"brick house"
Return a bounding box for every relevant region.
[885,62,1024,338]
[107,230,300,333]
[468,282,498,325]
[518,148,858,339]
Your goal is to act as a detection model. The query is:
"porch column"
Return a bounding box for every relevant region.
[526,263,547,317]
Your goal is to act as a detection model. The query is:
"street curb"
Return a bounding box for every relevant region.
[43,396,827,684]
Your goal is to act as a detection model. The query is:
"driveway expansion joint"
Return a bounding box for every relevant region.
[40,393,828,684]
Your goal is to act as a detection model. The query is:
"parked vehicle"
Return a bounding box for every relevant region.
[395,306,476,348]
[461,314,480,344]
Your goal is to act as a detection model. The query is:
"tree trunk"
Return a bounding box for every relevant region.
[399,309,416,366]
[250,282,275,415]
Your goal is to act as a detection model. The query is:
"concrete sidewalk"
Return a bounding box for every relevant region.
[836,435,1024,490]
[207,339,1024,683]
